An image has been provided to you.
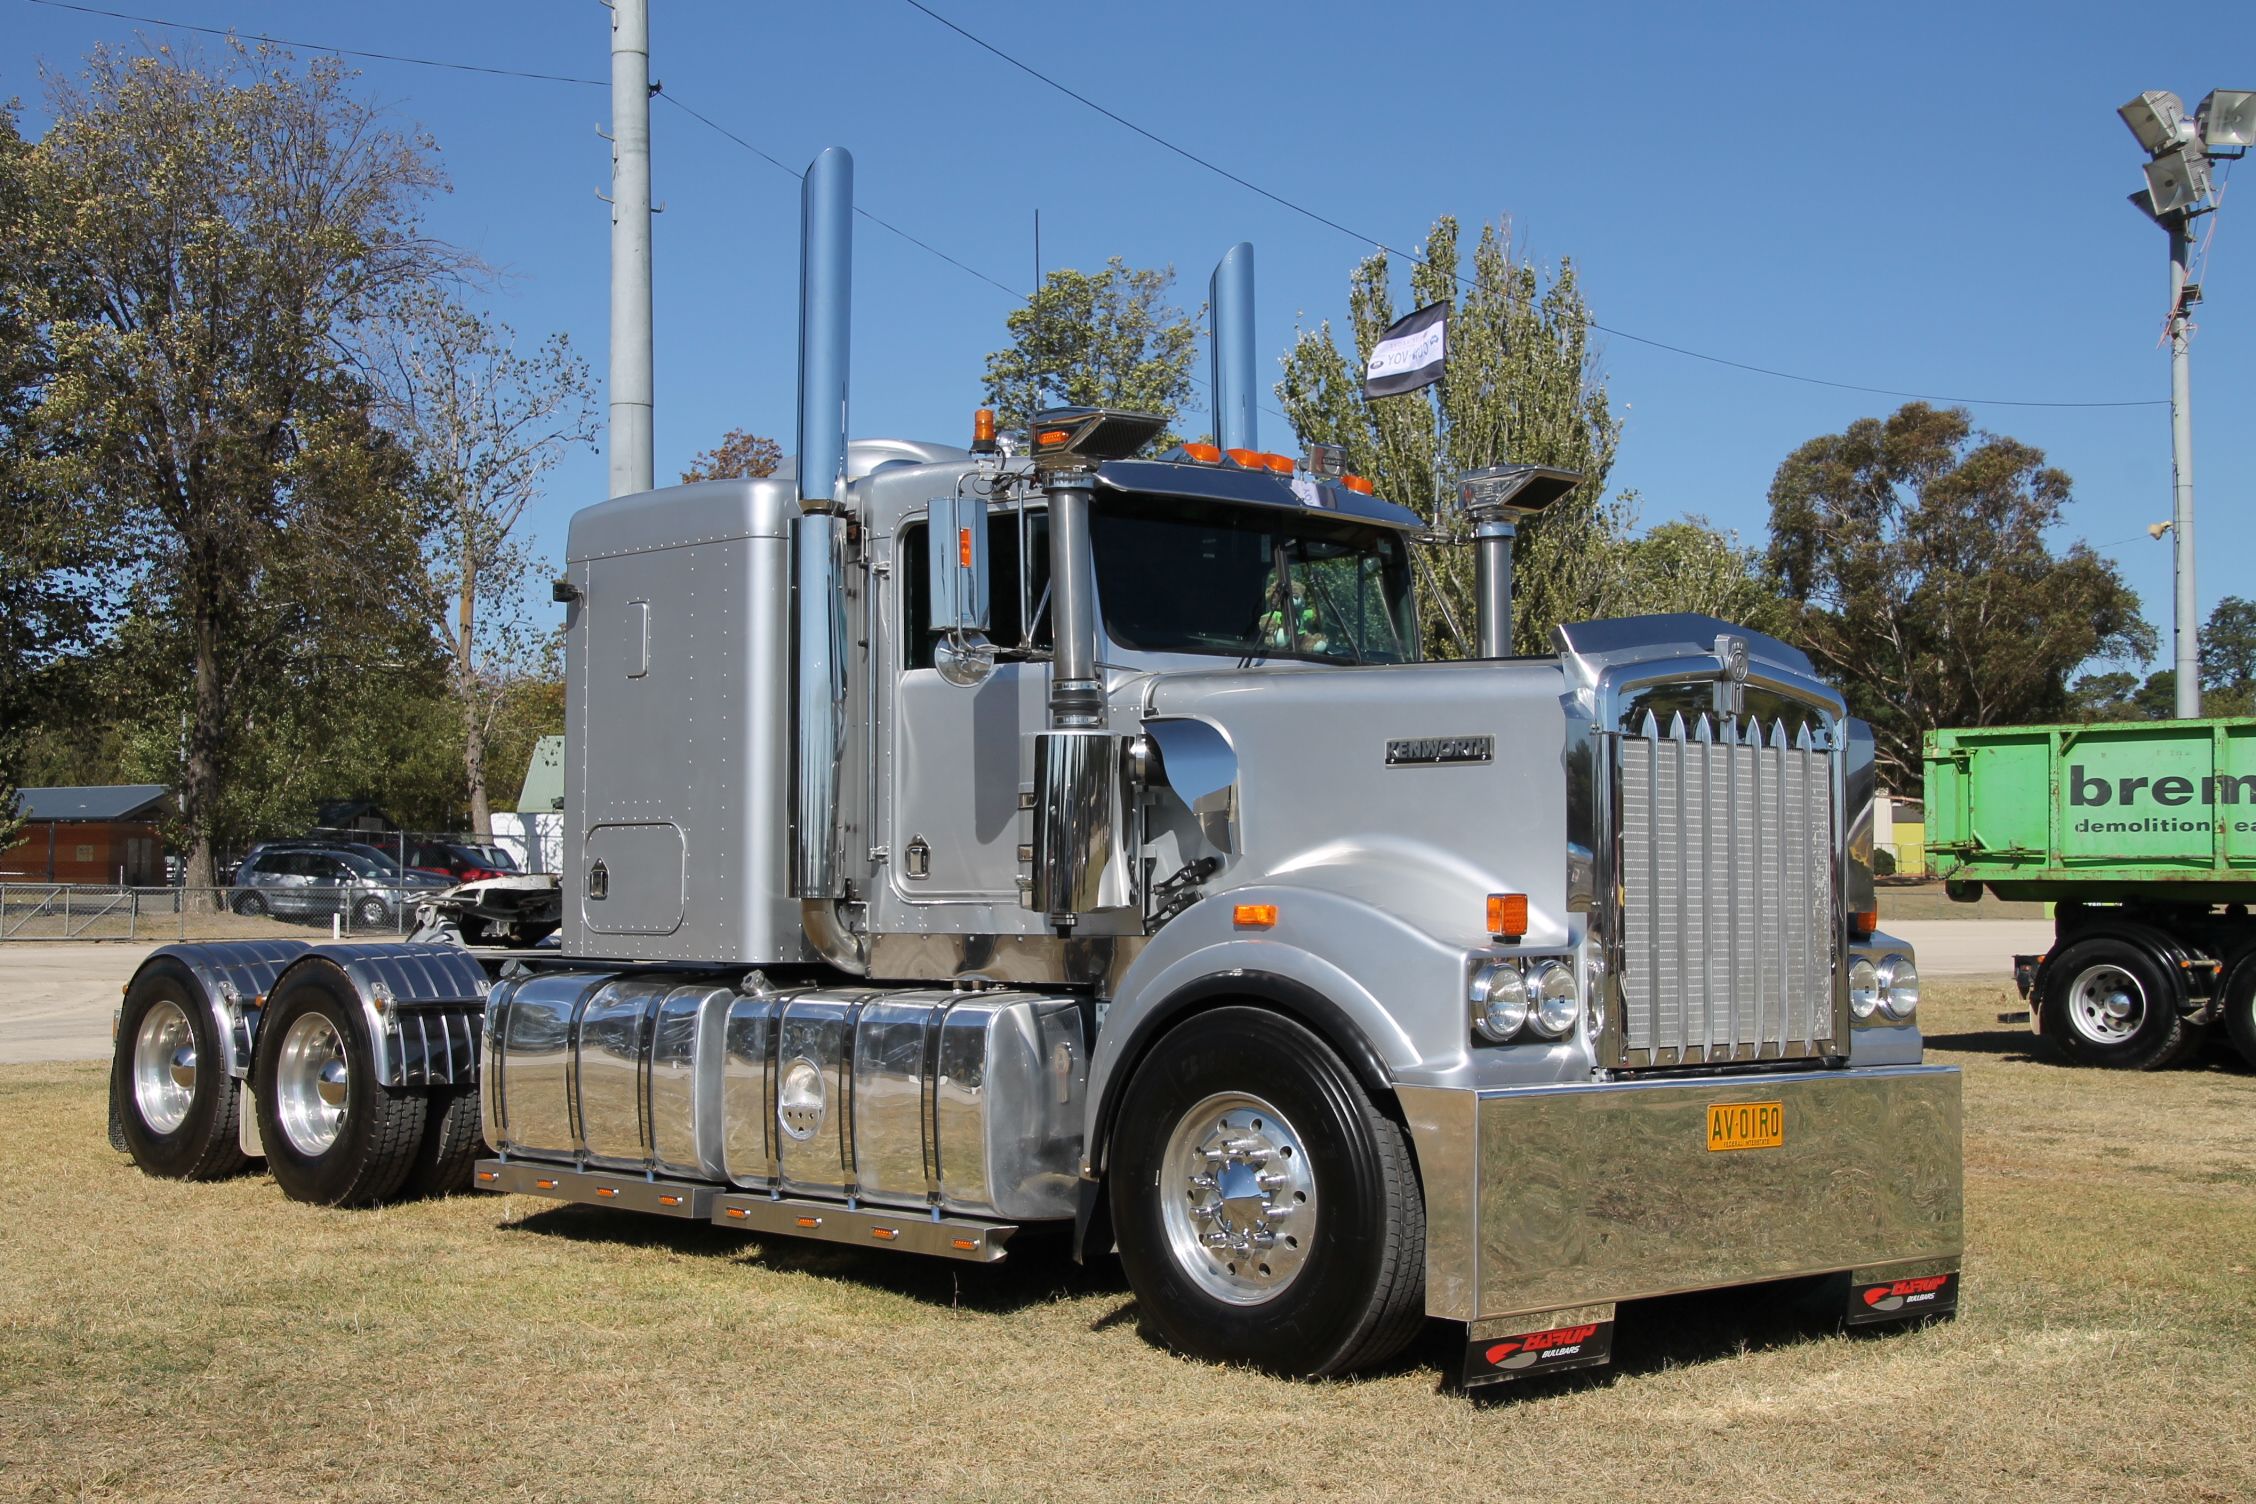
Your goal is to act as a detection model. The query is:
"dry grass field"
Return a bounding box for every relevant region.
[2,981,2250,1503]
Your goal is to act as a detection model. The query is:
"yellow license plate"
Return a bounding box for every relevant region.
[1707,1101,1784,1152]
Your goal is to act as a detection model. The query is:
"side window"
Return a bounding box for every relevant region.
[900,507,1051,670]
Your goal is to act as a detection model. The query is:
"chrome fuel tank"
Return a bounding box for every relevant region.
[486,974,1088,1223]
[721,987,1087,1221]
[483,969,734,1181]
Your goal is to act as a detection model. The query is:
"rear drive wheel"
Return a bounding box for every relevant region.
[1109,1007,1425,1378]
[402,1088,483,1198]
[254,969,425,1205]
[2041,940,2198,1070]
[112,959,248,1180]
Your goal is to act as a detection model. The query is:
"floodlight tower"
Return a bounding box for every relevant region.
[2120,88,2254,717]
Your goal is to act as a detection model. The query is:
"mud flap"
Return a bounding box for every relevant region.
[1460,1303,1616,1389]
[1845,1268,1959,1326]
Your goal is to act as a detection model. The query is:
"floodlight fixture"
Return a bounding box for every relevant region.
[1454,463,1584,522]
[2144,143,2215,219]
[2120,90,2189,154]
[2196,89,2256,151]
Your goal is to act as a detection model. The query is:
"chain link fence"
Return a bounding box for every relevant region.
[0,885,420,943]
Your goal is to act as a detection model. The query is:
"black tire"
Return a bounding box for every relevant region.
[232,890,268,917]
[352,895,391,932]
[402,1088,484,1198]
[1108,1007,1425,1378]
[455,915,489,946]
[2040,938,2199,1070]
[2224,964,2256,1071]
[253,967,425,1206]
[112,958,249,1180]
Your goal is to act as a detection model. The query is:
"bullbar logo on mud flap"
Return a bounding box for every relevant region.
[1848,1272,1957,1323]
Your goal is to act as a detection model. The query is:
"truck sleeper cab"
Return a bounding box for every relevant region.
[105,144,1959,1388]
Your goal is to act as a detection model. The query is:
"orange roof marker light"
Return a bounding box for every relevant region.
[1259,452,1296,474]
[1233,903,1280,929]
[1487,893,1529,941]
[1181,442,1223,463]
[1225,447,1265,469]
[1341,474,1375,495]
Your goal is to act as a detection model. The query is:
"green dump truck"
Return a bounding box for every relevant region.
[1925,717,2256,1070]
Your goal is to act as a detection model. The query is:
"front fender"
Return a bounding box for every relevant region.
[1086,885,1474,1175]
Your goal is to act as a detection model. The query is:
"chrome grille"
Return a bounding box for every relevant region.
[1614,712,1838,1068]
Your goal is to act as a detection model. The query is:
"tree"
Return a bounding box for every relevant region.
[1610,518,1788,635]
[1767,402,2151,782]
[2197,596,2256,715]
[372,292,595,840]
[1276,217,1632,654]
[19,43,459,887]
[680,427,780,484]
[982,258,1199,444]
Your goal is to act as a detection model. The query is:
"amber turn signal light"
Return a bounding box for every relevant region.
[1233,903,1279,929]
[1487,892,1528,941]
[1850,909,1879,937]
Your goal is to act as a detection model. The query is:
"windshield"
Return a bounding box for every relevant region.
[1090,494,1418,664]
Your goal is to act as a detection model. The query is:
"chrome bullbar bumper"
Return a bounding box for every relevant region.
[1401,1064,1963,1322]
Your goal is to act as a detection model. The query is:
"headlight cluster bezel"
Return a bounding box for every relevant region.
[1470,955,1582,1044]
[1850,951,1919,1024]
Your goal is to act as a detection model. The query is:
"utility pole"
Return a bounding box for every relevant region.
[607,0,654,498]
[2168,222,2198,717]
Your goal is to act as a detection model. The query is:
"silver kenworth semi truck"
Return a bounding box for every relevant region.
[106,148,1960,1386]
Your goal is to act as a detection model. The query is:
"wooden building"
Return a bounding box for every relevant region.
[0,786,170,885]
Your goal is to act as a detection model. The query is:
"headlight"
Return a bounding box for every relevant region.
[1848,957,1880,1020]
[1877,954,1919,1020]
[1470,961,1529,1042]
[1527,960,1580,1038]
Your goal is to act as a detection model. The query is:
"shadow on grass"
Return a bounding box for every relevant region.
[501,1202,1130,1315]
[1924,1027,2048,1060]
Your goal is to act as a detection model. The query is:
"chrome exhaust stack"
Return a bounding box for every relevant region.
[1209,241,1257,453]
[1452,464,1584,658]
[790,147,853,904]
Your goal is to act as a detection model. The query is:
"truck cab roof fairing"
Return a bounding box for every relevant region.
[1093,458,1425,532]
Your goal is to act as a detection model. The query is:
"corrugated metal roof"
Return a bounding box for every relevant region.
[12,785,171,822]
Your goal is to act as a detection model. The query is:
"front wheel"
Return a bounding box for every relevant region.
[2041,940,2201,1070]
[352,895,391,932]
[253,968,426,1205]
[1108,1007,1426,1378]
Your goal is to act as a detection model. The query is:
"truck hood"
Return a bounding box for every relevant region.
[1139,657,1574,951]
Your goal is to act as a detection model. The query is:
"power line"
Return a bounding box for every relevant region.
[19,0,1279,423]
[900,0,2169,412]
[26,0,607,84]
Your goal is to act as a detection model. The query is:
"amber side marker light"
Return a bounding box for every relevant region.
[1850,909,1879,937]
[1233,903,1279,929]
[1487,892,1528,941]
[951,1237,980,1252]
[958,527,974,568]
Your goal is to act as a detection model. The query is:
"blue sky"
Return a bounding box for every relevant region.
[10,0,2253,672]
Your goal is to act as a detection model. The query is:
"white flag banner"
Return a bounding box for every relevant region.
[1363,300,1451,399]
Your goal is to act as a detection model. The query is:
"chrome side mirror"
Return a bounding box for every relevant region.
[928,494,994,686]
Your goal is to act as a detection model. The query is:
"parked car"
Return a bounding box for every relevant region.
[232,837,410,880]
[407,841,521,883]
[230,847,450,928]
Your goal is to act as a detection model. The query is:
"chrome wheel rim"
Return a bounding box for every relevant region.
[354,898,386,928]
[275,1012,349,1155]
[1160,1092,1318,1305]
[2068,964,2145,1045]
[132,1000,196,1134]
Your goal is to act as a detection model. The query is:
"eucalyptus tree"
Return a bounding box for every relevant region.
[19,43,461,885]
